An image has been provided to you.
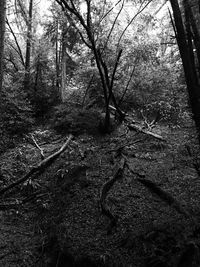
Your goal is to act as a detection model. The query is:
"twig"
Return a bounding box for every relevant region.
[100,0,122,22]
[30,134,45,159]
[118,57,138,106]
[0,135,73,196]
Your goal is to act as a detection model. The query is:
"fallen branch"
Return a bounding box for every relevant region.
[30,134,45,159]
[0,135,73,196]
[100,157,125,234]
[108,105,165,141]
[127,123,165,141]
[109,105,127,117]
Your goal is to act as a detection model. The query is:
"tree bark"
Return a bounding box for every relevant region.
[55,18,60,97]
[170,0,200,131]
[24,0,33,93]
[60,29,67,102]
[0,0,6,95]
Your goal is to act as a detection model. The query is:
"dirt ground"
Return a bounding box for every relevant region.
[0,117,200,267]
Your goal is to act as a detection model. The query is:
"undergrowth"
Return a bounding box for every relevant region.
[51,104,102,136]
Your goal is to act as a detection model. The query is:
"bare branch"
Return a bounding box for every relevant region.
[86,0,92,29]
[118,0,153,47]
[110,49,122,94]
[100,0,122,22]
[6,40,24,64]
[30,134,45,160]
[168,7,178,39]
[104,0,125,50]
[65,12,92,48]
[0,135,73,196]
[4,57,19,72]
[118,57,138,106]
[6,18,25,67]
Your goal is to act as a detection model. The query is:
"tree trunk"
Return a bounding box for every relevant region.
[55,18,60,97]
[60,32,67,102]
[24,0,33,93]
[0,0,6,94]
[183,0,198,84]
[184,0,200,77]
[170,0,200,130]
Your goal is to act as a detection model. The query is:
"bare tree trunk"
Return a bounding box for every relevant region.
[24,0,33,93]
[0,0,6,94]
[170,0,200,130]
[60,31,67,102]
[55,18,60,98]
[183,0,198,84]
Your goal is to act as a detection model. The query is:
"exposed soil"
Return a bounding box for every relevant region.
[1,117,200,267]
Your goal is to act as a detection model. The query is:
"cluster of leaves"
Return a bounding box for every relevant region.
[0,81,34,153]
[51,104,102,135]
[29,39,61,117]
[1,79,34,133]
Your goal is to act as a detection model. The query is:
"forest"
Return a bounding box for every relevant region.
[0,0,200,266]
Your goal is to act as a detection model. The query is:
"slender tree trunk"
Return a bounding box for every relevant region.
[0,0,6,95]
[24,0,33,93]
[55,18,60,97]
[60,32,67,102]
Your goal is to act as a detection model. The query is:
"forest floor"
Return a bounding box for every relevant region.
[0,112,200,267]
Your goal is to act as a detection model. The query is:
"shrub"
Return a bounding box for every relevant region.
[51,104,102,135]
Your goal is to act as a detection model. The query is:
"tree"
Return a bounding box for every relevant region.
[24,0,33,93]
[54,0,164,131]
[55,0,131,131]
[0,0,6,94]
[169,0,200,132]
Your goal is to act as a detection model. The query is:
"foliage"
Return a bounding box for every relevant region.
[51,104,102,135]
[1,81,34,133]
[30,39,60,117]
[0,80,34,153]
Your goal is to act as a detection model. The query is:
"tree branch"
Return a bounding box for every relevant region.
[118,0,153,47]
[118,57,138,106]
[0,135,73,196]
[100,0,122,22]
[104,0,125,50]
[6,18,25,67]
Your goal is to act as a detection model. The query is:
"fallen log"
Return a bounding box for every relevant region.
[100,157,125,234]
[0,134,73,196]
[127,123,165,141]
[108,105,165,141]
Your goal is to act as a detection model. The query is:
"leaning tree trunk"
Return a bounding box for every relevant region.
[170,0,200,131]
[0,0,6,95]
